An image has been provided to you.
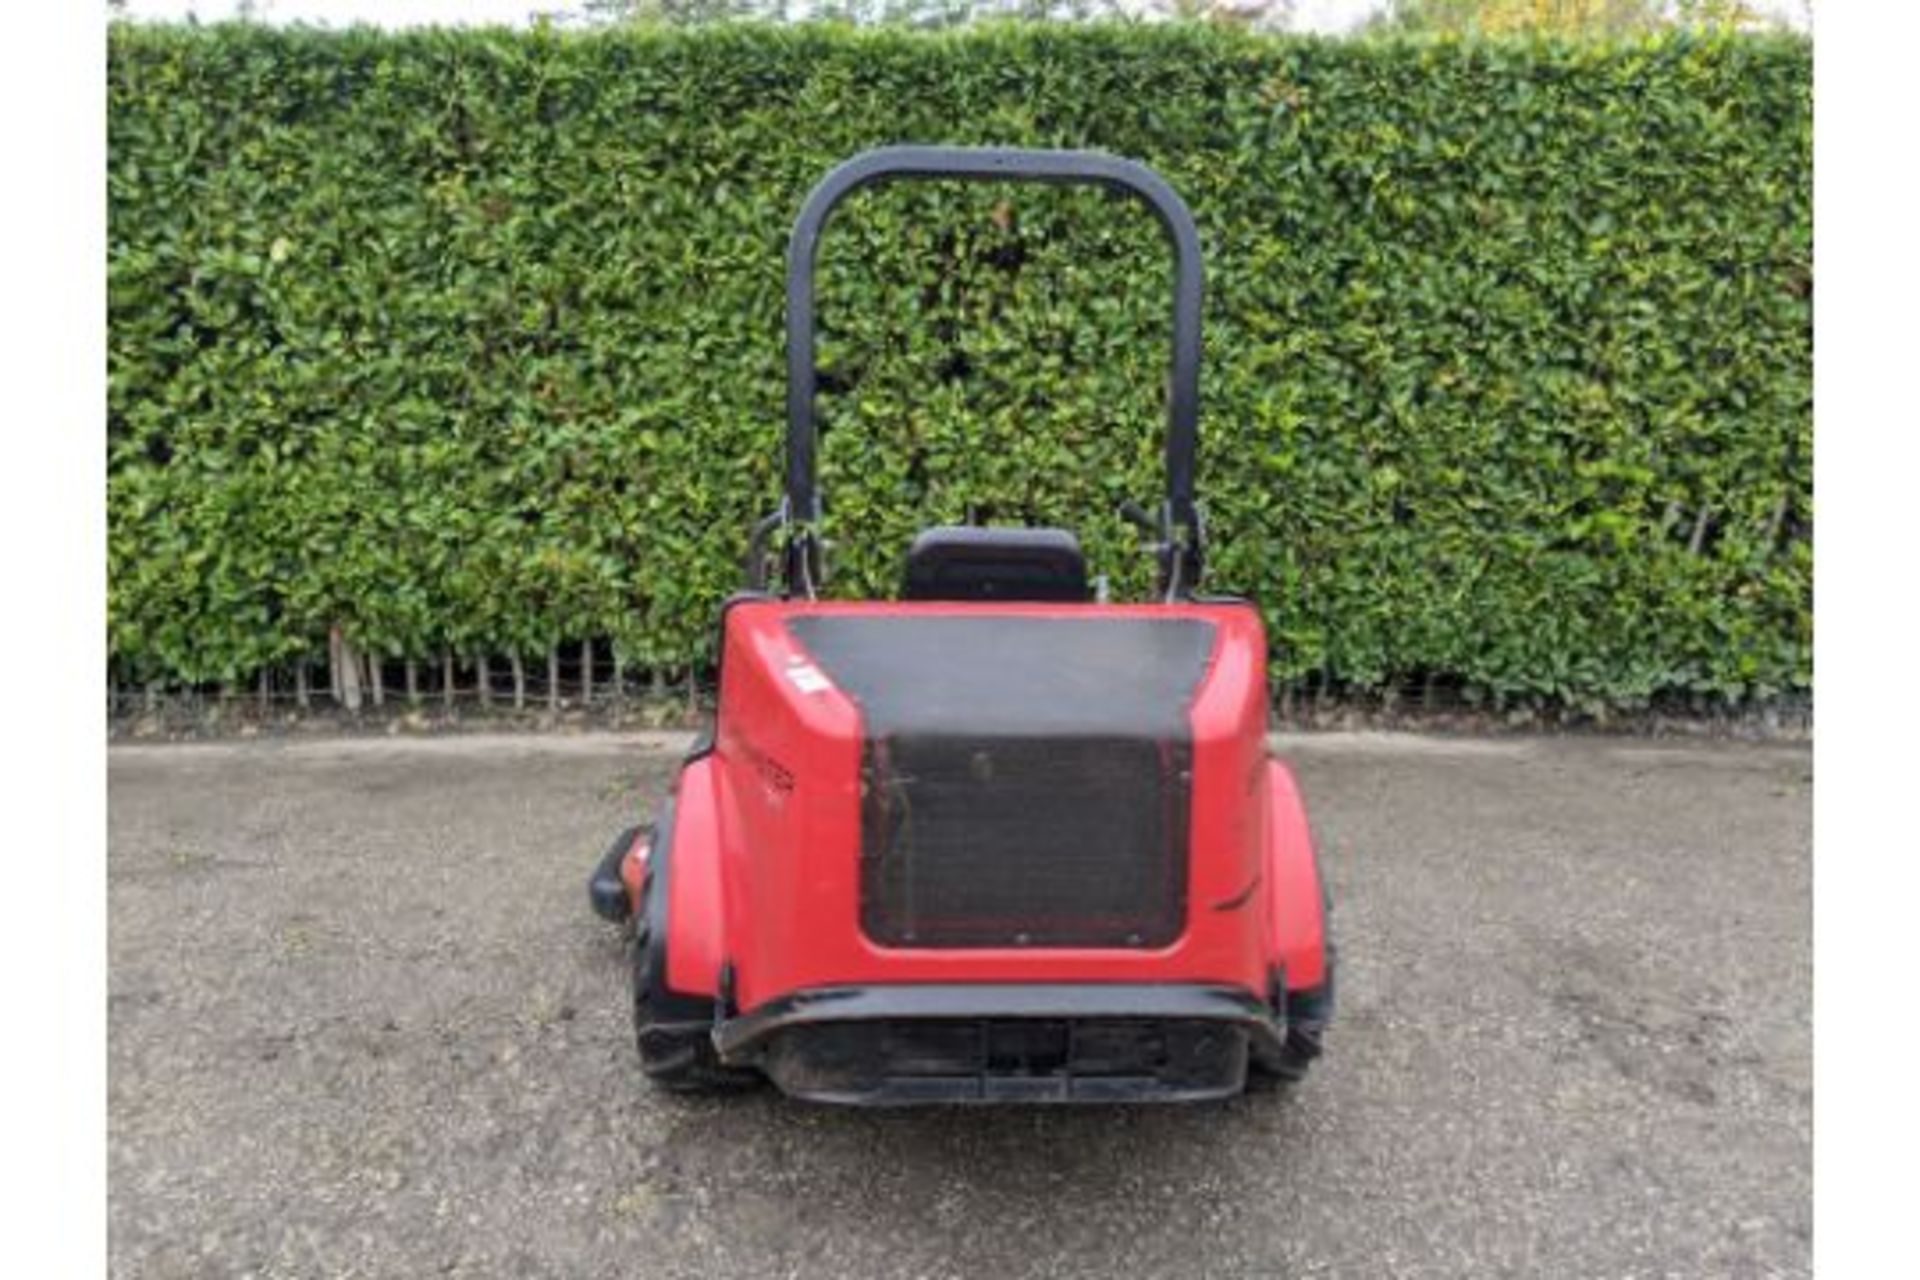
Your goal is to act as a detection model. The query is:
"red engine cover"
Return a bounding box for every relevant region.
[663,599,1321,1014]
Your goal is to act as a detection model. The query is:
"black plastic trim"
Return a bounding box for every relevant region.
[684,724,716,764]
[714,982,1284,1061]
[1290,948,1337,1035]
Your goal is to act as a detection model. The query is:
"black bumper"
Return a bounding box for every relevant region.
[715,983,1285,1105]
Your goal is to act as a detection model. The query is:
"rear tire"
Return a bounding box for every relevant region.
[629,877,757,1093]
[1251,943,1335,1087]
[1252,1021,1324,1084]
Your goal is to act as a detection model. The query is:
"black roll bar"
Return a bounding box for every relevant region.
[770,146,1207,596]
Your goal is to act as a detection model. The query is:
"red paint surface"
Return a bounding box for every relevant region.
[1265,758,1328,991]
[659,599,1326,1012]
[663,755,729,995]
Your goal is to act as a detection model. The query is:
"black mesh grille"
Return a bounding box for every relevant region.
[786,614,1216,949]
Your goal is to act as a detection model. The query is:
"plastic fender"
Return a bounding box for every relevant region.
[1265,757,1328,991]
[663,755,727,998]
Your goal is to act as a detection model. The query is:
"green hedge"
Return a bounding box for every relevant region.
[107,22,1812,706]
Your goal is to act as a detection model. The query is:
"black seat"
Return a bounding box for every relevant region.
[902,526,1089,603]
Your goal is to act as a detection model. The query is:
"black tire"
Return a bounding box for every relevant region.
[629,877,757,1093]
[1251,1021,1325,1084]
[1250,943,1335,1087]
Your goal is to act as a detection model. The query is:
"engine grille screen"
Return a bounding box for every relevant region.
[785,614,1216,948]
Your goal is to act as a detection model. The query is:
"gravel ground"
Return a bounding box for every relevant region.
[109,731,1811,1278]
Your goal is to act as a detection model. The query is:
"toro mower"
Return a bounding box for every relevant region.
[589,147,1333,1104]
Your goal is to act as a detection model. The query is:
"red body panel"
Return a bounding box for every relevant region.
[663,756,729,996]
[1265,759,1328,991]
[647,599,1327,1013]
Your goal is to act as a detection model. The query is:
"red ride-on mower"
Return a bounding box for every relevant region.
[589,148,1334,1104]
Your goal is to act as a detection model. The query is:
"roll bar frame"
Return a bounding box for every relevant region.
[761,146,1207,597]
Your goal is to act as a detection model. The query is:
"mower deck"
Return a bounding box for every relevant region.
[585,147,1333,1105]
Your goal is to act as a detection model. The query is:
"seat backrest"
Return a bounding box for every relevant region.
[902,526,1089,603]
